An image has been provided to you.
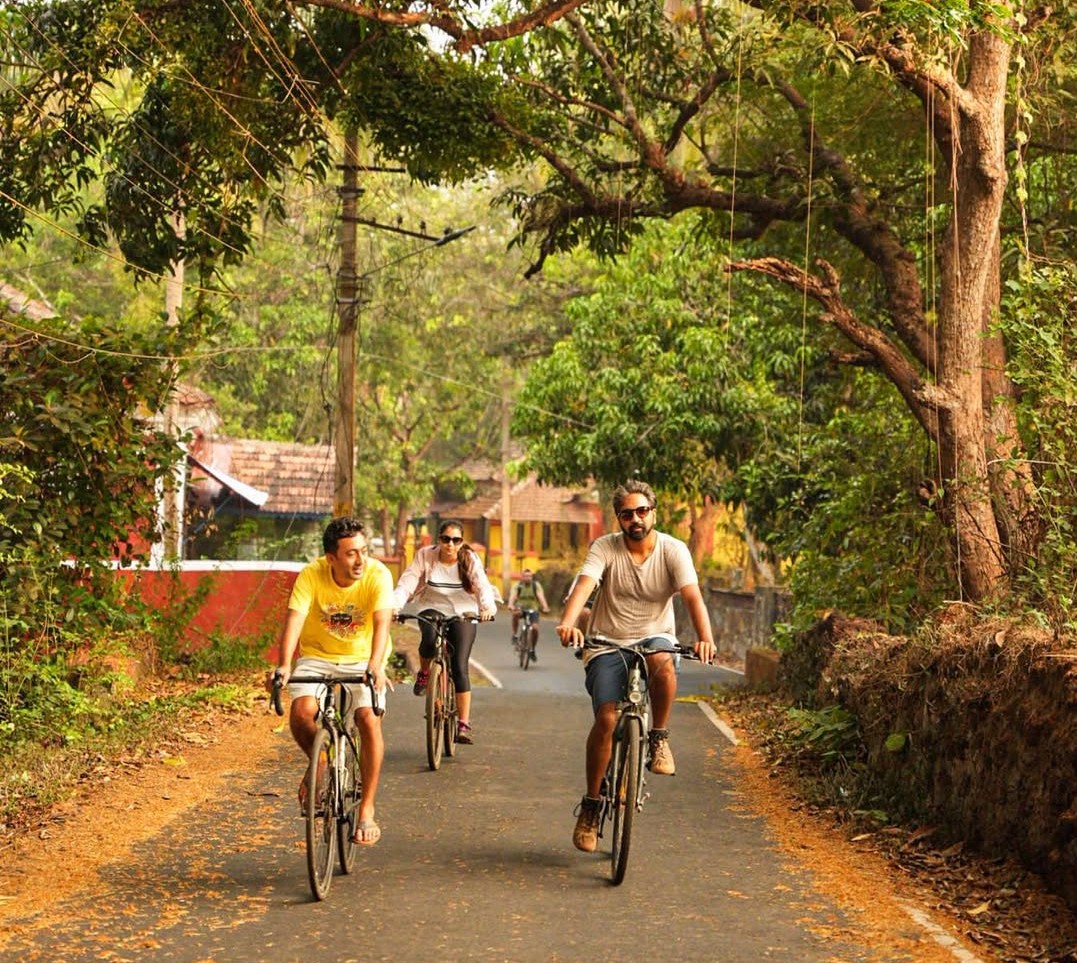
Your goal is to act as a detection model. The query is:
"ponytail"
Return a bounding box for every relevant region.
[456,543,475,595]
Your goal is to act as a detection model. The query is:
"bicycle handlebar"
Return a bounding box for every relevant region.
[270,669,384,717]
[573,637,705,662]
[393,612,480,627]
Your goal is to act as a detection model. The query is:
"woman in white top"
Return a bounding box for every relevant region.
[392,519,498,743]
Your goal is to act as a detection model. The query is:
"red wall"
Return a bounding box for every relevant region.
[115,561,304,659]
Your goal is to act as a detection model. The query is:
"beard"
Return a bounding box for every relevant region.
[622,521,652,542]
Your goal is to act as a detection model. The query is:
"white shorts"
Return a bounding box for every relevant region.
[287,657,387,712]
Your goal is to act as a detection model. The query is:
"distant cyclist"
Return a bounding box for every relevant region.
[507,569,550,661]
[557,480,716,853]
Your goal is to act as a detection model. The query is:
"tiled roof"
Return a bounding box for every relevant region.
[436,475,599,524]
[1,282,56,322]
[192,435,595,525]
[208,438,336,517]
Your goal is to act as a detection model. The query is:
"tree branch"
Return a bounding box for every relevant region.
[299,0,588,52]
[727,255,943,440]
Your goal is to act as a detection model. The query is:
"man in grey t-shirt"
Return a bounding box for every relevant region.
[557,480,716,853]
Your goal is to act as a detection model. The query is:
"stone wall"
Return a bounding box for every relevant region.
[672,584,790,660]
[783,610,1077,913]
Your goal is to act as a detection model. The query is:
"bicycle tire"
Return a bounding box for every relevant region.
[336,732,362,875]
[518,632,530,669]
[610,714,642,886]
[306,728,337,900]
[443,666,458,757]
[426,661,444,771]
[527,625,538,668]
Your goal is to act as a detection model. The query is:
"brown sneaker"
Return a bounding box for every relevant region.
[572,796,602,853]
[648,729,675,775]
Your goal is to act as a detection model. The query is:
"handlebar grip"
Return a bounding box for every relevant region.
[367,671,386,717]
[270,669,285,716]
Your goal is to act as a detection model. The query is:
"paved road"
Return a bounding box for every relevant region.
[3,620,913,962]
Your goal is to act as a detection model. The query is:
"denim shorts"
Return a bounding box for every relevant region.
[582,635,679,712]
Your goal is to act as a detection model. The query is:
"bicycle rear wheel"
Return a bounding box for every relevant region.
[306,728,337,900]
[425,661,444,770]
[443,669,458,757]
[336,733,362,875]
[610,714,642,886]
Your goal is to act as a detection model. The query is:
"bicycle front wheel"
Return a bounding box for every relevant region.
[610,714,643,886]
[306,728,337,900]
[426,661,444,771]
[443,668,458,757]
[337,733,362,875]
[518,634,530,669]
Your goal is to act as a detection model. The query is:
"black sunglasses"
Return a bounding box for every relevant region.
[439,535,464,545]
[617,505,654,522]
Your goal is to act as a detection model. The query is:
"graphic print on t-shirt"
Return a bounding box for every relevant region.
[320,603,366,638]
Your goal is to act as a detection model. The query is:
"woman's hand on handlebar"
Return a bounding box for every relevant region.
[479,607,497,622]
[694,639,717,665]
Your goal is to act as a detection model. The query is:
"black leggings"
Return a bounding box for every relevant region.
[417,610,477,693]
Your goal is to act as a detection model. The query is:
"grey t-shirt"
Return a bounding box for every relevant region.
[578,531,698,644]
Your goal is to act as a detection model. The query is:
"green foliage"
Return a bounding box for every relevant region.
[177,633,272,678]
[516,216,952,630]
[0,311,179,635]
[785,705,862,766]
[0,0,523,285]
[745,382,953,632]
[1000,262,1077,624]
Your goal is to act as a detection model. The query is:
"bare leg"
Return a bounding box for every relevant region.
[584,702,618,798]
[457,689,471,726]
[646,652,677,729]
[290,695,322,801]
[353,706,383,826]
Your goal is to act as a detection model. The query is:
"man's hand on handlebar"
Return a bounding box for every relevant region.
[557,624,584,648]
[366,663,390,694]
[267,665,290,692]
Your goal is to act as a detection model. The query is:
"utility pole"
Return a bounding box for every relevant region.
[500,370,513,598]
[157,209,186,563]
[334,131,361,518]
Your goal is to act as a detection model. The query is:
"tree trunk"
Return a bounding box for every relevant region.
[379,506,392,557]
[394,503,411,560]
[934,30,1011,599]
[686,494,717,569]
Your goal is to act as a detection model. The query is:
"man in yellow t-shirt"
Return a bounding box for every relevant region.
[273,517,394,847]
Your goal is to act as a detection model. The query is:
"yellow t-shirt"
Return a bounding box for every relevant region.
[289,555,395,662]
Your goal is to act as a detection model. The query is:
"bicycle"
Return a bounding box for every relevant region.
[271,669,383,900]
[576,635,700,885]
[394,612,475,771]
[513,607,540,669]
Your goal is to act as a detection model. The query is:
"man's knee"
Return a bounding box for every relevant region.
[591,703,617,734]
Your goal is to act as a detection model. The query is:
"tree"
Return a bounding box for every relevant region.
[490,1,1077,603]
[0,302,179,625]
[515,216,953,624]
